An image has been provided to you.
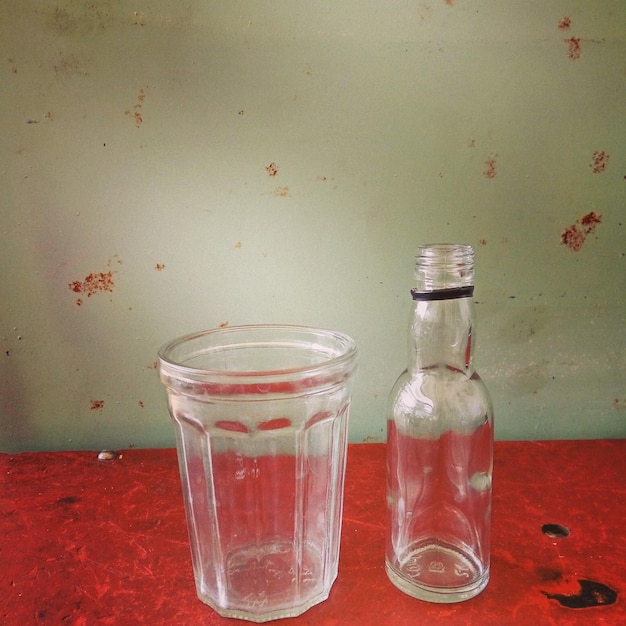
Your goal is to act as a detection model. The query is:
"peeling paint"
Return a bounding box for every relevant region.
[561,211,602,251]
[565,36,582,60]
[125,88,147,127]
[590,150,609,174]
[68,271,115,299]
[558,17,572,31]
[483,155,497,179]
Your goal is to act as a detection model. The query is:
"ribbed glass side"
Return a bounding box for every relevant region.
[159,326,357,622]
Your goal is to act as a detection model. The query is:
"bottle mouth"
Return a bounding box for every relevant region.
[414,243,474,291]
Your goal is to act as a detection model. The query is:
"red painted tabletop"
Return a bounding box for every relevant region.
[1,440,624,625]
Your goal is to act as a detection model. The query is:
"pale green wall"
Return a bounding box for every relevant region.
[1,1,625,452]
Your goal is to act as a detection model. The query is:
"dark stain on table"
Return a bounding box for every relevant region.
[543,578,618,609]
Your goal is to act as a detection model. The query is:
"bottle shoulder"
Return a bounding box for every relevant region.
[389,365,493,432]
[391,365,489,391]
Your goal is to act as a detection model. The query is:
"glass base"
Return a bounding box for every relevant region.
[386,542,489,603]
[198,592,332,623]
[196,541,333,623]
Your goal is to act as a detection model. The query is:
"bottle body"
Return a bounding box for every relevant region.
[385,244,494,603]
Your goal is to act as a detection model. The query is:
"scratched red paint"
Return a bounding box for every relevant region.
[558,16,571,31]
[69,271,115,299]
[3,442,626,623]
[90,400,104,410]
[590,150,609,173]
[565,36,581,60]
[561,211,602,251]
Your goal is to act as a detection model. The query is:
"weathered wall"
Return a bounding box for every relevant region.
[1,1,624,451]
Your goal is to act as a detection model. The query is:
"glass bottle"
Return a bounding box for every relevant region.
[385,243,494,603]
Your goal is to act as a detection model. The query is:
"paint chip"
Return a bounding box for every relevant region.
[483,155,497,179]
[69,271,115,298]
[265,162,279,177]
[565,37,582,60]
[558,16,571,31]
[561,211,602,251]
[590,150,609,174]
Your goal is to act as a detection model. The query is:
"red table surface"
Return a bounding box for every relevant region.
[1,440,624,626]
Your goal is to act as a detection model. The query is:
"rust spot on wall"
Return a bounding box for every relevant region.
[138,401,144,408]
[565,37,582,60]
[558,16,571,31]
[273,186,290,197]
[68,271,115,299]
[147,361,158,370]
[561,211,602,251]
[155,263,165,271]
[580,211,602,229]
[53,52,83,77]
[590,150,609,174]
[479,239,487,246]
[219,322,229,328]
[90,400,104,411]
[235,241,242,249]
[483,155,497,179]
[265,162,279,177]
[125,88,146,127]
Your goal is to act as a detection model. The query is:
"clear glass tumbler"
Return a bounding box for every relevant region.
[158,325,358,622]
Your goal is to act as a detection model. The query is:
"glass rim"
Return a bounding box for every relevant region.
[157,323,358,381]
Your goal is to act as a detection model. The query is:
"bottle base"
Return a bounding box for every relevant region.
[385,543,489,603]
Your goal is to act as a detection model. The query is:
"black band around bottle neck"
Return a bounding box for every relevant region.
[411,286,474,301]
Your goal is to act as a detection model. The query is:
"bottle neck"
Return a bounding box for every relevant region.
[408,295,475,374]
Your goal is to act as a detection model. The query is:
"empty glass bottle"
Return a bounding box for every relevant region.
[385,243,494,603]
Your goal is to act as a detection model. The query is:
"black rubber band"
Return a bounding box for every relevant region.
[411,286,474,301]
